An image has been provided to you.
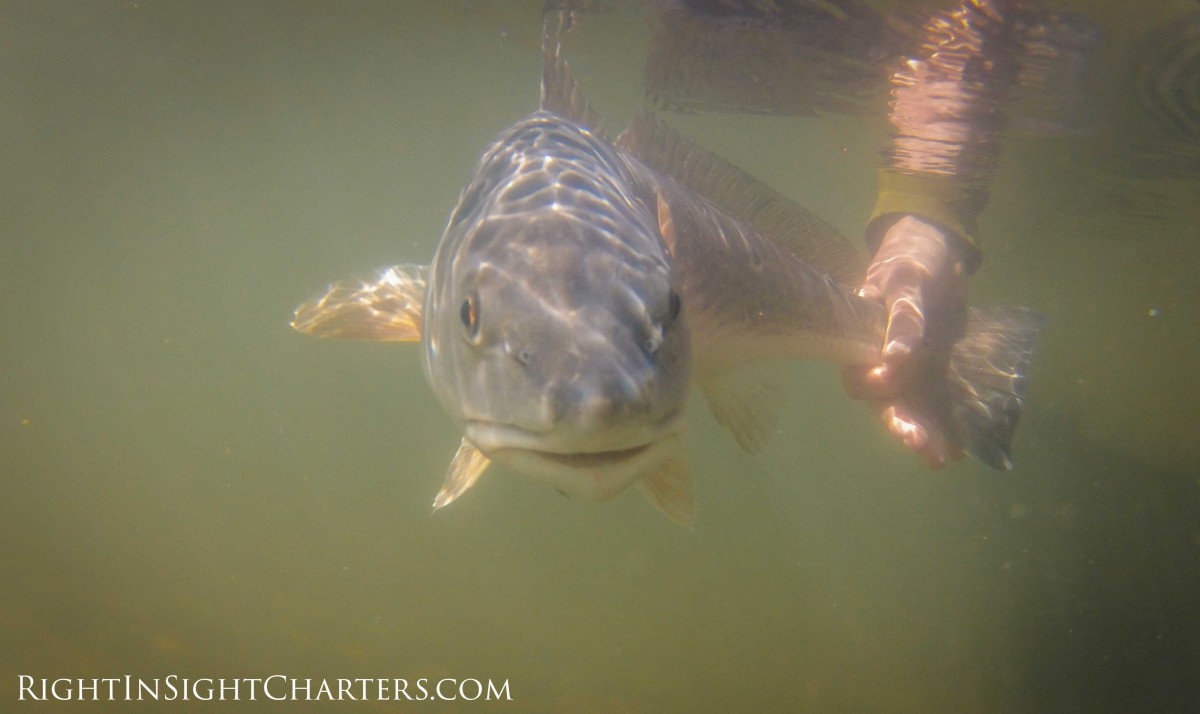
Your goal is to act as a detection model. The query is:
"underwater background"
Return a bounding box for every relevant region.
[2,1,1197,711]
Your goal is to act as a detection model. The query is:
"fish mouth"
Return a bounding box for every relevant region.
[465,414,681,463]
[464,419,681,500]
[464,419,661,466]
[498,442,653,468]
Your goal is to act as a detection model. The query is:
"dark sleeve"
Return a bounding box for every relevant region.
[865,0,1025,273]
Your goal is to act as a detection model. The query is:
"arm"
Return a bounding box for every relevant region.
[847,0,1023,466]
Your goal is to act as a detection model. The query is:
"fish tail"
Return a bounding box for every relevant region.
[914,306,1047,470]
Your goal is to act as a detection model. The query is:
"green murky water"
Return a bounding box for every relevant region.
[2,1,1197,711]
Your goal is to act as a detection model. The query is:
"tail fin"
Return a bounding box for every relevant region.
[916,307,1047,470]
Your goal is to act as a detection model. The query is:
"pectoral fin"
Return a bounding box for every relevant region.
[698,366,789,455]
[432,437,491,511]
[638,451,695,526]
[291,264,428,342]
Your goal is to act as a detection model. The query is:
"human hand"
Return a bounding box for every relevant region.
[842,215,970,467]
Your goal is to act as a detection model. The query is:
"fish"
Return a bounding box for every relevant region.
[291,6,1045,525]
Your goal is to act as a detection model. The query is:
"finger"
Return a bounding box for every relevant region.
[882,291,926,364]
[842,360,910,401]
[880,404,965,469]
[855,282,883,304]
[881,405,929,453]
[841,364,893,400]
[920,431,966,470]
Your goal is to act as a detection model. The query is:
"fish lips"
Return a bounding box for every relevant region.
[465,417,684,501]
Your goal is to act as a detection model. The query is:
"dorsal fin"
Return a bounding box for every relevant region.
[616,110,865,288]
[539,1,605,135]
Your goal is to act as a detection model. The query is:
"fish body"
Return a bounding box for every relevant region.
[292,12,1043,523]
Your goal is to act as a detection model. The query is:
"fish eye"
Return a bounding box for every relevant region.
[666,290,682,326]
[460,291,480,339]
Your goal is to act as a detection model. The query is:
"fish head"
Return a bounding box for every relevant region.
[423,205,691,500]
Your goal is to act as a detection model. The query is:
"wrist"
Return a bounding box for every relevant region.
[866,170,983,274]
